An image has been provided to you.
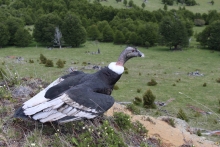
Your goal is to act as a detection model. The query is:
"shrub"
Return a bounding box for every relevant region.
[162,118,176,128]
[172,83,176,86]
[132,121,148,136]
[197,129,202,136]
[40,54,47,64]
[147,79,157,86]
[137,88,141,93]
[143,89,156,109]
[216,78,220,83]
[126,103,140,115]
[124,70,128,74]
[82,62,87,66]
[177,108,189,122]
[45,60,54,67]
[56,59,64,68]
[113,112,131,130]
[133,97,142,106]
[139,72,141,76]
[113,84,119,90]
[29,59,34,63]
[203,83,207,87]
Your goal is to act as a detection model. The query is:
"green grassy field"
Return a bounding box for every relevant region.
[1,27,220,141]
[101,0,220,13]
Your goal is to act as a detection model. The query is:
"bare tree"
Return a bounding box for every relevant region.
[54,27,62,49]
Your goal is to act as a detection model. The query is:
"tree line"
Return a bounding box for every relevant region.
[0,0,220,50]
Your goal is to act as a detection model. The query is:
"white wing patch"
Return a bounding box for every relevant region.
[22,78,64,109]
[23,93,99,123]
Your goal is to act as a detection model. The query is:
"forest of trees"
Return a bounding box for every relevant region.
[0,0,220,50]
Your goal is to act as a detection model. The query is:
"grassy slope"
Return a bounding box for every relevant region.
[1,27,220,134]
[101,0,220,13]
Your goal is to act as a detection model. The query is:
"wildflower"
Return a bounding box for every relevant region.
[31,143,35,146]
[82,127,85,129]
[105,127,107,130]
[106,133,108,135]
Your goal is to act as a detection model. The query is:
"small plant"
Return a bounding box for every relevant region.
[133,120,148,136]
[137,88,141,93]
[172,83,176,86]
[124,70,128,74]
[0,84,12,99]
[40,54,47,64]
[124,67,128,70]
[29,59,34,63]
[216,78,220,83]
[113,84,119,90]
[194,112,201,117]
[113,112,131,130]
[139,72,141,76]
[133,96,142,106]
[177,108,189,122]
[126,103,140,115]
[143,89,156,109]
[162,118,176,128]
[45,60,54,67]
[176,79,181,82]
[203,83,207,87]
[196,129,202,136]
[56,59,64,68]
[147,79,157,86]
[82,62,87,66]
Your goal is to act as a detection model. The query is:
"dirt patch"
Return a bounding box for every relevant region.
[106,103,219,147]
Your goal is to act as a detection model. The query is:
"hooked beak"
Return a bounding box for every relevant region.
[137,50,145,57]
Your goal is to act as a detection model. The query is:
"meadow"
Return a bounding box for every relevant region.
[1,26,220,141]
[101,0,220,13]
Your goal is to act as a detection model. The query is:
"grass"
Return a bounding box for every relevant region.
[100,0,220,13]
[0,27,220,142]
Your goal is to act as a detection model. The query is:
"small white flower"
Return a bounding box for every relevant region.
[31,143,35,146]
[15,73,17,75]
[105,127,107,130]
[82,127,85,129]
[106,133,108,135]
[98,132,100,135]
[179,92,183,94]
[57,129,59,132]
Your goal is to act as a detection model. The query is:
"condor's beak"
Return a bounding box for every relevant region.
[137,50,145,57]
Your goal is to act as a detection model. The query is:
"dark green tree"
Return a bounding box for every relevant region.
[141,2,145,9]
[196,20,220,51]
[14,28,32,47]
[61,12,87,47]
[159,16,189,50]
[177,108,189,122]
[33,14,62,46]
[87,25,101,40]
[128,32,137,45]
[164,4,168,11]
[123,0,127,6]
[114,30,125,44]
[128,0,134,7]
[0,23,10,47]
[102,25,114,42]
[6,17,24,45]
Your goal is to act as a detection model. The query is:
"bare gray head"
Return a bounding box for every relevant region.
[116,47,144,66]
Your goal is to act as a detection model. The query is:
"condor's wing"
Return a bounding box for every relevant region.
[22,86,115,123]
[22,71,85,109]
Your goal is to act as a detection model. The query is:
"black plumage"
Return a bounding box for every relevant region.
[14,47,144,123]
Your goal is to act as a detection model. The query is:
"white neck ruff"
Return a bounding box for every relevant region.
[108,62,124,75]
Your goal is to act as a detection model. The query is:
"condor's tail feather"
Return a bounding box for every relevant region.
[14,107,29,119]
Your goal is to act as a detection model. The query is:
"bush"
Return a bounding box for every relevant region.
[132,121,148,136]
[40,54,47,64]
[29,59,34,63]
[124,70,128,74]
[143,89,156,109]
[113,84,119,90]
[203,83,207,87]
[197,129,202,136]
[177,108,189,122]
[113,112,131,130]
[56,59,64,68]
[147,79,157,86]
[162,117,176,128]
[126,103,140,115]
[133,97,142,106]
[216,78,220,83]
[137,88,141,93]
[45,60,54,67]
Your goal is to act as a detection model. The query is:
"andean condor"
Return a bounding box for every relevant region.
[14,47,144,123]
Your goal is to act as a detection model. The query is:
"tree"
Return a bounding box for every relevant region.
[14,28,32,47]
[54,27,62,49]
[123,0,127,6]
[0,23,10,47]
[87,25,101,40]
[141,2,145,9]
[143,89,156,109]
[196,20,220,51]
[159,16,189,50]
[164,4,168,11]
[102,25,114,42]
[6,17,24,45]
[33,14,62,46]
[61,12,87,47]
[114,30,125,44]
[128,0,133,7]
